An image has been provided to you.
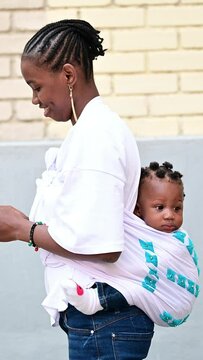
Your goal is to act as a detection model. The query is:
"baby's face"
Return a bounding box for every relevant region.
[136,177,184,232]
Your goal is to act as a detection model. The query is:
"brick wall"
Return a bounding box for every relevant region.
[0,0,203,140]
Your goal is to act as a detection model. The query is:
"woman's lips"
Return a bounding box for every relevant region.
[39,105,50,117]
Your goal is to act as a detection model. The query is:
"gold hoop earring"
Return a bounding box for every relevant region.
[68,85,78,123]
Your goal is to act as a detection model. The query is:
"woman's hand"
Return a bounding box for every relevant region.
[0,205,29,242]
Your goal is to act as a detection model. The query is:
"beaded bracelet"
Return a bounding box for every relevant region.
[28,221,43,252]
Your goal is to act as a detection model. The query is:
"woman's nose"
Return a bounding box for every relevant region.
[32,91,39,105]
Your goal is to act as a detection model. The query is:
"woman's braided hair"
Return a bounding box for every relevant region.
[140,161,184,187]
[22,19,106,79]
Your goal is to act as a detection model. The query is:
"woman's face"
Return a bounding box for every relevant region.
[21,58,71,122]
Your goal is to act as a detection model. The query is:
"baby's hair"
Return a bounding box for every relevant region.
[22,19,106,79]
[140,161,184,189]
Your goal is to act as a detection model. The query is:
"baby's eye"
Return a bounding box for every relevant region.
[174,206,182,212]
[155,205,164,211]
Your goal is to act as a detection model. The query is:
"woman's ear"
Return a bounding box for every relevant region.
[63,63,77,87]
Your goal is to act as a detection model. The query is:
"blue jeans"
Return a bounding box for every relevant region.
[59,283,154,360]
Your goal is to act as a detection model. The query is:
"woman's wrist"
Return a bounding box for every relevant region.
[16,219,34,243]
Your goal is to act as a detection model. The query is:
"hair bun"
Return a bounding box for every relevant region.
[162,161,173,170]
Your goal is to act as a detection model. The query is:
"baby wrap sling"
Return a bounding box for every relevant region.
[31,147,200,327]
[42,211,200,328]
[123,210,200,327]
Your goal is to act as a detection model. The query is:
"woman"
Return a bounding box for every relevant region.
[0,19,154,360]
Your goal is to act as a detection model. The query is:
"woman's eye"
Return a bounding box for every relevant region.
[33,87,40,92]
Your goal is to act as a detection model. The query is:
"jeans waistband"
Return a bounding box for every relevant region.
[95,282,143,314]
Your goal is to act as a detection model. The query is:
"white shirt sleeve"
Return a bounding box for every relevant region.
[48,168,125,254]
[48,124,127,254]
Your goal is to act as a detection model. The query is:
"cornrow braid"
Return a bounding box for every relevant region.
[22,19,106,80]
[140,161,184,185]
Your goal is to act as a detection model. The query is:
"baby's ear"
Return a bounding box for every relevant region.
[134,203,141,217]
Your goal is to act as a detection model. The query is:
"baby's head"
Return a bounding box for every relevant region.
[134,162,185,232]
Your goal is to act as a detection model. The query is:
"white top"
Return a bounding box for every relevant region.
[29,96,141,325]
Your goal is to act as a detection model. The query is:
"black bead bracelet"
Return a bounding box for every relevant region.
[28,221,43,252]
